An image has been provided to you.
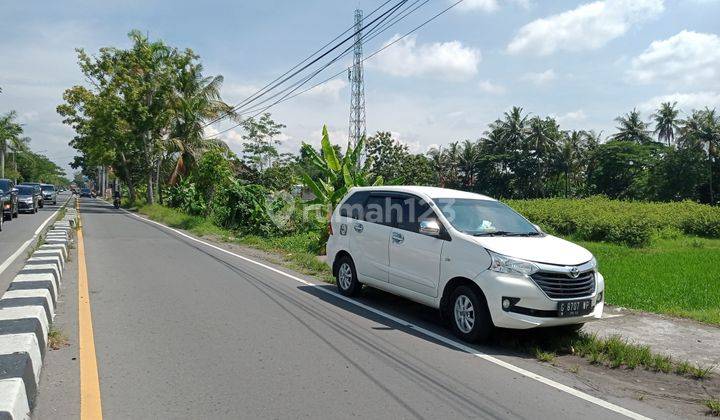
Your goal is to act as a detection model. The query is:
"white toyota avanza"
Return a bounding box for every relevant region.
[326,186,604,342]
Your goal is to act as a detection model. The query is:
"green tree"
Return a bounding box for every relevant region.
[0,111,28,179]
[167,62,235,185]
[612,109,653,144]
[241,113,286,171]
[652,102,680,146]
[678,108,720,204]
[587,140,663,199]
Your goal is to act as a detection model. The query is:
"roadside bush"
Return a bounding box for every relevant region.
[166,178,206,215]
[507,196,720,247]
[211,183,278,236]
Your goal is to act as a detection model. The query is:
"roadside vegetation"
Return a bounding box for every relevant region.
[0,108,69,184]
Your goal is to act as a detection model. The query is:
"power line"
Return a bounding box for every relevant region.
[203,0,408,129]
[208,0,465,139]
[218,0,423,120]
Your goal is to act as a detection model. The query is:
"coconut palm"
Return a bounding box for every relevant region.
[678,108,720,204]
[457,140,481,188]
[652,102,680,146]
[612,109,653,144]
[167,63,236,185]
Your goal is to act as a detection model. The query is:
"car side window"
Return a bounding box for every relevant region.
[339,191,369,219]
[364,194,394,226]
[395,196,440,233]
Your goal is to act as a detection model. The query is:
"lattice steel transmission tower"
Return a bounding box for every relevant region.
[348,8,366,149]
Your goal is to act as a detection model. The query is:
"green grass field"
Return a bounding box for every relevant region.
[580,237,720,324]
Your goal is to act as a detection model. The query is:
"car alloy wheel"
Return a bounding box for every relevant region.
[453,295,475,333]
[338,262,353,291]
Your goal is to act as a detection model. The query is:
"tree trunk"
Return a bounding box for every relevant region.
[146,170,155,205]
[119,152,136,203]
[709,154,715,205]
[155,159,163,205]
[0,140,5,179]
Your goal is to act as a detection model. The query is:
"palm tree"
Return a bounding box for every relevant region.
[457,140,481,188]
[612,109,653,144]
[167,63,236,185]
[495,106,530,149]
[0,111,26,179]
[679,108,720,204]
[652,102,680,146]
[558,130,586,198]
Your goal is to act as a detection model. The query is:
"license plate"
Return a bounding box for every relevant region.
[558,299,593,317]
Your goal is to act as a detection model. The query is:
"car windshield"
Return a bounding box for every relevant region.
[17,186,34,195]
[0,181,10,191]
[434,198,539,236]
[42,185,55,191]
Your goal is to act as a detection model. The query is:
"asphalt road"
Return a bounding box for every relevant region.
[0,192,70,289]
[36,198,673,419]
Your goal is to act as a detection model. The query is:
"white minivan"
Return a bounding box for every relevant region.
[326,186,604,342]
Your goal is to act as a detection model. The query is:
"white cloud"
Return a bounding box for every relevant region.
[454,0,532,12]
[456,0,500,12]
[521,69,556,85]
[372,34,481,81]
[507,0,664,56]
[478,80,506,94]
[302,79,347,100]
[638,91,720,113]
[626,30,720,88]
[556,110,588,124]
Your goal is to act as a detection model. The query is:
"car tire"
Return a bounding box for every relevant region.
[448,285,493,343]
[335,255,362,297]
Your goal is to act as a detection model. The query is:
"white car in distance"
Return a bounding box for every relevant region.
[326,186,604,342]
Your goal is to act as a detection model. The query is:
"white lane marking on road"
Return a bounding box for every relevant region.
[123,208,651,420]
[0,196,71,278]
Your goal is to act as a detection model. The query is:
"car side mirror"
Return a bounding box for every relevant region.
[533,224,543,233]
[419,219,441,237]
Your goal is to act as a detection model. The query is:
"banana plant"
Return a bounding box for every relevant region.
[301,125,383,211]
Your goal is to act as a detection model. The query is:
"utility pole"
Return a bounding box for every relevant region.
[348,8,366,151]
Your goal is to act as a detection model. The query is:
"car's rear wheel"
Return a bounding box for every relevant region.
[448,285,493,343]
[335,255,361,297]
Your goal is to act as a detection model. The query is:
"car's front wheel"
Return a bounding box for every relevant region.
[448,285,493,343]
[335,255,361,297]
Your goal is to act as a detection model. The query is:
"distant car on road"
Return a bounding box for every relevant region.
[0,179,19,221]
[16,185,39,214]
[40,184,57,205]
[19,182,44,208]
[80,188,93,198]
[0,190,9,229]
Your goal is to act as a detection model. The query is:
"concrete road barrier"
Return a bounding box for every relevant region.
[0,199,73,417]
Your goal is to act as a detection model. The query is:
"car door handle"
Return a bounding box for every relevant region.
[353,223,364,233]
[392,232,404,244]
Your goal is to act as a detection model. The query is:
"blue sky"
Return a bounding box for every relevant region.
[1,0,719,175]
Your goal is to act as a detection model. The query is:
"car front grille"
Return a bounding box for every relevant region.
[530,270,595,299]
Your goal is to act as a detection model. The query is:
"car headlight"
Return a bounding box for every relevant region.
[589,257,598,271]
[487,250,539,276]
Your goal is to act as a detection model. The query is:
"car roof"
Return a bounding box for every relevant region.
[348,186,496,201]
